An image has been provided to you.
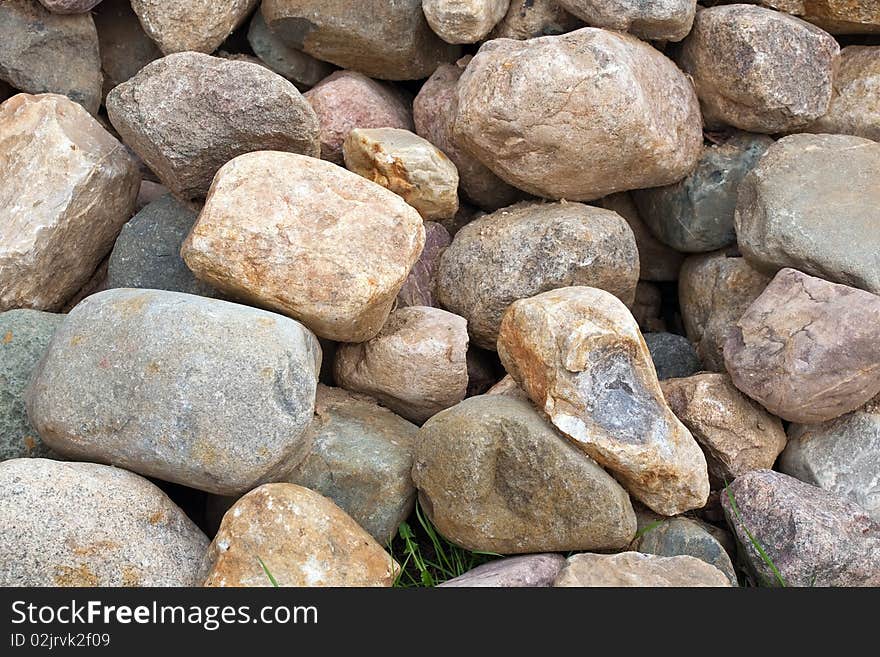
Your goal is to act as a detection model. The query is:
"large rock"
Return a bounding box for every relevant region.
[781,397,880,522]
[0,94,140,312]
[735,133,880,294]
[203,484,397,586]
[0,310,64,461]
[752,1,880,34]
[439,554,566,587]
[679,4,838,133]
[95,0,162,97]
[0,459,209,586]
[106,52,320,200]
[26,288,321,495]
[0,1,102,114]
[261,0,460,80]
[181,152,425,343]
[554,552,732,587]
[497,286,710,515]
[247,10,333,90]
[455,28,702,201]
[644,333,702,381]
[436,202,639,350]
[334,306,469,424]
[556,0,696,41]
[397,221,451,309]
[130,0,258,54]
[423,0,510,44]
[412,395,637,553]
[489,0,582,39]
[283,385,418,544]
[722,470,880,587]
[724,268,880,424]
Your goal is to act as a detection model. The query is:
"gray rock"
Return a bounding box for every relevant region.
[0,310,64,461]
[438,554,566,587]
[396,221,451,309]
[26,288,321,495]
[0,458,209,586]
[247,10,334,90]
[644,333,702,381]
[94,0,161,97]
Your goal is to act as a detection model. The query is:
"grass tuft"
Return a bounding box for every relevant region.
[724,484,786,587]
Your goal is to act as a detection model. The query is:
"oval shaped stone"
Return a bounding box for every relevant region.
[130,0,258,55]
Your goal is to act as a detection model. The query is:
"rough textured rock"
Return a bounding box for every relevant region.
[106,52,320,200]
[722,470,880,587]
[0,1,102,114]
[497,286,710,515]
[644,333,702,381]
[413,395,637,553]
[782,397,880,522]
[633,132,774,253]
[247,10,333,90]
[724,268,880,424]
[413,59,522,211]
[305,71,414,166]
[130,0,258,55]
[397,222,451,309]
[181,152,425,343]
[439,554,566,587]
[753,0,880,34]
[437,202,639,350]
[423,0,510,44]
[26,288,321,496]
[735,134,880,295]
[334,307,468,424]
[283,385,418,544]
[0,310,64,461]
[344,128,459,220]
[679,252,770,371]
[554,552,731,587]
[38,0,103,14]
[556,0,696,41]
[489,0,583,39]
[60,259,108,312]
[661,373,787,488]
[0,93,140,312]
[0,459,209,586]
[203,484,397,587]
[455,28,703,201]
[679,4,839,133]
[94,0,162,97]
[261,0,460,80]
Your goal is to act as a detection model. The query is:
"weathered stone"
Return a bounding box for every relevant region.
[203,483,397,586]
[633,132,774,253]
[782,397,880,522]
[413,59,522,211]
[0,94,140,312]
[0,458,209,586]
[439,554,566,587]
[334,307,468,424]
[397,222,451,309]
[423,0,510,44]
[0,1,102,114]
[556,0,696,41]
[247,10,333,90]
[644,333,702,381]
[107,195,217,298]
[26,288,321,495]
[0,310,64,461]
[38,0,103,13]
[437,202,639,350]
[261,0,460,80]
[631,282,666,334]
[735,134,880,294]
[489,0,583,39]
[722,470,880,587]
[95,0,161,97]
[344,128,459,220]
[661,373,787,488]
[554,552,732,587]
[679,5,839,133]
[283,385,418,544]
[413,395,637,553]
[726,269,880,423]
[130,0,258,55]
[106,52,320,200]
[455,28,703,201]
[679,251,770,371]
[181,152,425,343]
[753,0,880,34]
[497,286,710,515]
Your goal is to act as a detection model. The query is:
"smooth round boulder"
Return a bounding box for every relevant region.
[555,0,697,41]
[130,0,258,54]
[439,554,566,587]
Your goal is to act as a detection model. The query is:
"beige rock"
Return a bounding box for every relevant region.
[423,0,510,44]
[343,128,459,220]
[454,28,703,201]
[554,552,732,587]
[203,483,397,587]
[556,0,697,41]
[0,94,139,312]
[661,373,787,488]
[754,0,880,34]
[497,286,710,515]
[181,152,425,343]
[489,0,583,40]
[130,0,258,55]
[334,306,468,424]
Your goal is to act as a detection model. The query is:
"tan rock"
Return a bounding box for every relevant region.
[0,94,139,312]
[423,0,510,44]
[556,0,697,41]
[454,28,703,201]
[497,286,710,515]
[754,0,880,34]
[130,0,258,55]
[554,552,732,587]
[489,0,583,40]
[203,483,397,587]
[343,128,459,220]
[485,374,530,401]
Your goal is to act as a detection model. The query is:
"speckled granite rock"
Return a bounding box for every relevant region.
[130,0,258,55]
[556,0,696,41]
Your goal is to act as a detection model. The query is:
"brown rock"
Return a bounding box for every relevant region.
[423,0,511,44]
[556,0,697,41]
[553,552,732,587]
[94,0,161,97]
[130,0,258,55]
[396,221,451,309]
[753,0,880,34]
[489,0,583,40]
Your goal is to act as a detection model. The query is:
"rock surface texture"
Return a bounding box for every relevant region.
[130,0,258,55]
[422,0,511,44]
[556,0,697,41]
[554,552,732,587]
[439,554,566,587]
[489,0,582,39]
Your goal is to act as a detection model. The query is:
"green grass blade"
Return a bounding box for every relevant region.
[257,556,279,588]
